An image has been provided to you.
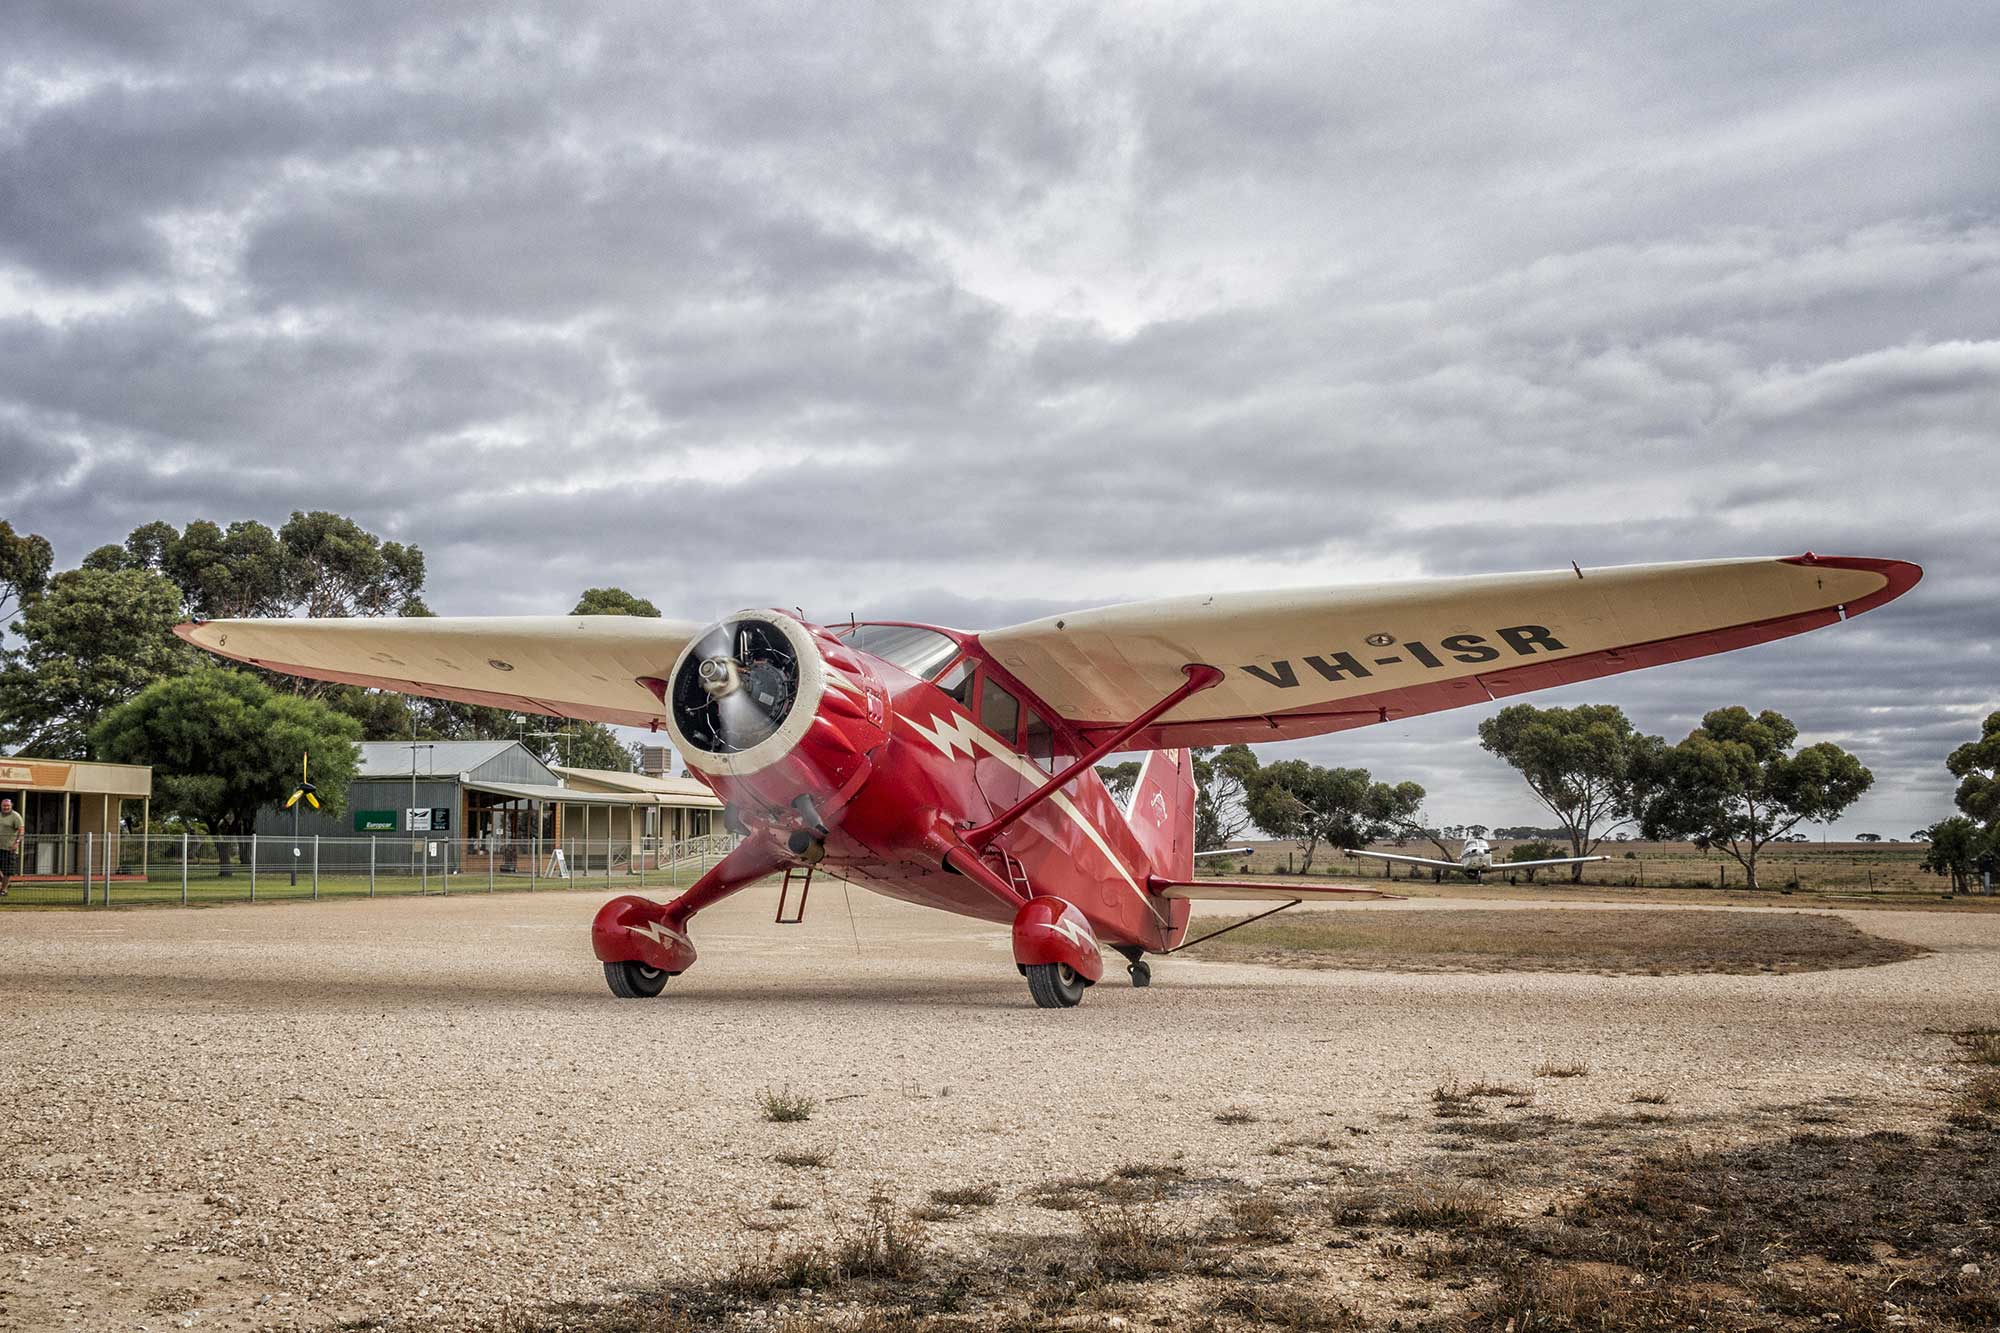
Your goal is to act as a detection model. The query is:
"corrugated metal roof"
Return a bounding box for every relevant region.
[355,739,522,778]
[462,778,718,809]
[552,765,720,803]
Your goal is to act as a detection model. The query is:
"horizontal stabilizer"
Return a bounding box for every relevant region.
[1150,877,1401,901]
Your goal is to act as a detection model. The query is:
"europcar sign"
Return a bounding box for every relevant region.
[353,810,397,832]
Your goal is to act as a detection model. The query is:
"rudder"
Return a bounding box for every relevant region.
[1123,747,1196,882]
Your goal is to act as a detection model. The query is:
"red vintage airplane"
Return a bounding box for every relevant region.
[177,553,1918,1007]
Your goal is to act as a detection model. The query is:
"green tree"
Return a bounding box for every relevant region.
[1194,744,1259,851]
[1096,761,1140,803]
[0,519,54,621]
[1635,707,1873,891]
[93,670,362,874]
[533,722,636,773]
[1947,712,2000,829]
[0,567,190,756]
[1478,703,1661,881]
[1506,840,1564,883]
[279,510,427,618]
[1243,761,1423,873]
[1919,816,1990,895]
[571,587,662,617]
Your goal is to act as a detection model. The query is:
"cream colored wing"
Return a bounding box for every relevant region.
[175,616,703,726]
[977,555,1918,748]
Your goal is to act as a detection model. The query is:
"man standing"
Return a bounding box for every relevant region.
[0,797,23,896]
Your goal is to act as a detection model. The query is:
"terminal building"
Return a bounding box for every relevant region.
[0,754,153,878]
[255,740,722,873]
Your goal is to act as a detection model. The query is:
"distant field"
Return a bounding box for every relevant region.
[1217,837,1979,904]
[1192,906,1928,975]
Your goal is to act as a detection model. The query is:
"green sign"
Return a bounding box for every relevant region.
[354,810,397,832]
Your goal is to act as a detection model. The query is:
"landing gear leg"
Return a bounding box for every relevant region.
[591,837,788,998]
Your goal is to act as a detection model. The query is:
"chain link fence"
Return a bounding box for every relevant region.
[0,831,740,908]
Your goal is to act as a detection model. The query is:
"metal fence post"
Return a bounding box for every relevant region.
[607,838,614,890]
[250,834,257,902]
[83,833,92,906]
[422,840,430,896]
[312,835,320,900]
[531,833,539,891]
[181,833,189,905]
[487,839,494,893]
[369,836,377,896]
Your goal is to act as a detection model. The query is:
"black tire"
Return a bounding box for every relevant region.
[604,960,670,998]
[1128,960,1152,988]
[1025,962,1087,1009]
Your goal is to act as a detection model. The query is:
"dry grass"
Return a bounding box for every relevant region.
[1949,1071,2000,1128]
[1216,1192,1295,1242]
[1950,1027,2000,1065]
[1213,1105,1260,1125]
[1533,1057,1591,1078]
[757,1085,819,1123]
[1383,1178,1492,1230]
[770,1148,831,1169]
[1631,1084,1673,1104]
[1212,1285,1365,1330]
[1082,1207,1195,1280]
[925,1182,998,1208]
[1193,906,1926,975]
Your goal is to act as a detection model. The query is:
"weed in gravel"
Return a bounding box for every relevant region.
[1533,1057,1592,1078]
[1212,1285,1364,1330]
[1950,1028,2000,1065]
[772,1149,832,1169]
[1631,1084,1673,1104]
[1434,1119,1527,1143]
[1384,1179,1492,1230]
[1949,1072,2000,1128]
[1461,1079,1527,1098]
[1110,1161,1185,1180]
[1215,1192,1294,1243]
[1027,1178,1094,1211]
[768,1195,806,1211]
[759,1085,819,1123]
[927,1182,998,1207]
[1214,1106,1259,1125]
[1431,1076,1485,1118]
[832,1203,927,1280]
[1327,1186,1386,1226]
[1084,1207,1195,1280]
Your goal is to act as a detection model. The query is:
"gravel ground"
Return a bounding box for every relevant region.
[0,885,1992,1331]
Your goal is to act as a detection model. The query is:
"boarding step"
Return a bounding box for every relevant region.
[775,864,814,924]
[984,847,1034,900]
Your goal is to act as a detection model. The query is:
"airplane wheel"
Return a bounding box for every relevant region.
[1128,960,1152,988]
[1026,962,1086,1009]
[604,960,670,998]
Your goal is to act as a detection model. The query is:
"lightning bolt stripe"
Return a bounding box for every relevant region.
[626,920,693,951]
[900,711,1162,923]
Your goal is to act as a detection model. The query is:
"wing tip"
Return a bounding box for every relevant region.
[1780,554,1922,616]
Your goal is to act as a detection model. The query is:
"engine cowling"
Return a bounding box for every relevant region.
[662,610,889,833]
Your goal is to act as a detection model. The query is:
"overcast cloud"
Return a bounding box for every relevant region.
[2,1,1996,836]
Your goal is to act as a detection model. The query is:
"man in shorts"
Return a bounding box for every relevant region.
[0,797,22,895]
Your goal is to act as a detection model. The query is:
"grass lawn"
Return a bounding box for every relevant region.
[1187,906,1927,975]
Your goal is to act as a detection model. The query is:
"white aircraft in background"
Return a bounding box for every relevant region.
[1347,837,1605,882]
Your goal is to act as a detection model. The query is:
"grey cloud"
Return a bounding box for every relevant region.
[2,0,1996,838]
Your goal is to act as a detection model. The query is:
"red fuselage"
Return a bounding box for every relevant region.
[671,618,1195,955]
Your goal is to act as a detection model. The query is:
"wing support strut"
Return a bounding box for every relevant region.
[963,663,1224,852]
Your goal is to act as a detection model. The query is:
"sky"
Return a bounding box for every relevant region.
[1,2,1996,838]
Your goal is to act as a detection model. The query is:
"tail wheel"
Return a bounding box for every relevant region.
[1128,960,1152,988]
[1025,962,1087,1009]
[604,960,670,998]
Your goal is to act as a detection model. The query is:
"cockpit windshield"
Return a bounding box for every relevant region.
[839,624,962,680]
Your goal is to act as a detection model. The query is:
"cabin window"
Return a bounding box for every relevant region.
[934,658,975,708]
[1022,710,1056,772]
[979,677,1020,741]
[839,624,961,679]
